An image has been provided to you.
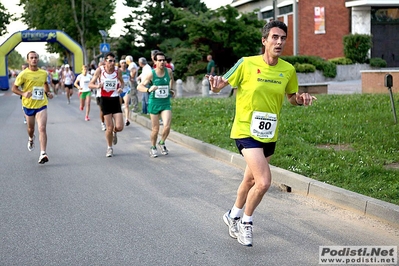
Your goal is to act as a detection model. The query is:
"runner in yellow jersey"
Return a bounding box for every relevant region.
[12,51,54,164]
[208,20,316,247]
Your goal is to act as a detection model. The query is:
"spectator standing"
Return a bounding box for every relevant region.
[125,55,139,113]
[137,57,152,114]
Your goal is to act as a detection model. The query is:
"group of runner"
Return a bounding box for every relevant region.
[13,50,176,160]
[12,21,317,248]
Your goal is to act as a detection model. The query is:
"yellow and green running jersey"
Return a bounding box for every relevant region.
[224,55,298,143]
[14,68,49,109]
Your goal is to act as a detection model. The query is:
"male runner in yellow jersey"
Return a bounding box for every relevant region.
[12,51,53,164]
[208,20,316,247]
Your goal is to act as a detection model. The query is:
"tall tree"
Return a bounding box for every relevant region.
[169,5,264,80]
[0,3,14,36]
[119,1,263,81]
[121,0,208,59]
[18,0,115,64]
[7,50,25,70]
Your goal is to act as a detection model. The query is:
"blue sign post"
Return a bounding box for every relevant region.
[100,43,110,54]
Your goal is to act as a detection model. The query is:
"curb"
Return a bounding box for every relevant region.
[130,112,399,229]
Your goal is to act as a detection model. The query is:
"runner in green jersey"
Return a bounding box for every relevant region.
[137,52,175,158]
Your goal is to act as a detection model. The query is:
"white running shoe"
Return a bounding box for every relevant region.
[38,153,49,164]
[158,142,168,155]
[27,135,35,151]
[223,211,240,239]
[101,123,106,131]
[106,147,113,157]
[149,147,158,158]
[237,221,253,247]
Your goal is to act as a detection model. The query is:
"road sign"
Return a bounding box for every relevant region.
[100,43,110,53]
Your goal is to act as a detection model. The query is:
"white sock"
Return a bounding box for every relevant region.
[242,214,253,223]
[230,205,242,218]
[41,151,46,155]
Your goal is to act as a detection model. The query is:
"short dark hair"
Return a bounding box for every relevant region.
[262,20,288,38]
[105,52,116,60]
[154,52,165,61]
[27,51,38,59]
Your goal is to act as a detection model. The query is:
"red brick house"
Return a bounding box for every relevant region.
[229,0,399,66]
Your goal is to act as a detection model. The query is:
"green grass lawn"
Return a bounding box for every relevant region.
[166,94,399,205]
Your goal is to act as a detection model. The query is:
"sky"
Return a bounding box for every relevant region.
[0,0,232,59]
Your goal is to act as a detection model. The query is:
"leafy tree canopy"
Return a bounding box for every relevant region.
[18,0,116,64]
[119,1,264,81]
[0,3,14,36]
[7,50,25,70]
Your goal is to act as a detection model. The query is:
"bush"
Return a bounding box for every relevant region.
[282,55,337,78]
[343,34,372,63]
[294,63,316,73]
[369,57,387,68]
[329,57,353,65]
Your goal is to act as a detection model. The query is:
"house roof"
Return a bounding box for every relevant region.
[231,0,399,8]
[346,0,399,7]
[231,0,254,7]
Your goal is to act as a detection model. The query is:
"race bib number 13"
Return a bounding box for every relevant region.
[154,85,169,98]
[32,87,44,100]
[250,111,277,139]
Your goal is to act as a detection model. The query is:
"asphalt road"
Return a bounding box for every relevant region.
[0,90,398,266]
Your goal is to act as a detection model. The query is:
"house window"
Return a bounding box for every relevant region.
[371,8,399,24]
[262,10,274,19]
[279,4,293,15]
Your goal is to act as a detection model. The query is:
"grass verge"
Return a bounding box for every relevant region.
[168,94,399,205]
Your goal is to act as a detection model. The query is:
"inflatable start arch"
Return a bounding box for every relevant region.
[0,30,83,90]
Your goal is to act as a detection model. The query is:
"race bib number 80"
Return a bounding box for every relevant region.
[154,85,169,98]
[250,111,278,139]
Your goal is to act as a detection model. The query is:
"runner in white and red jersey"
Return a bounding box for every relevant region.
[89,52,125,157]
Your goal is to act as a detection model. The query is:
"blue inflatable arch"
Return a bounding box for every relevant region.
[0,30,83,90]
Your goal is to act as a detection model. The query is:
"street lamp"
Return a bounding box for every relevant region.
[99,30,108,44]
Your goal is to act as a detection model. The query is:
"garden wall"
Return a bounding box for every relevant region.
[181,64,373,93]
[361,70,399,94]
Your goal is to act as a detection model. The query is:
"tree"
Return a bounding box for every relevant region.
[0,3,13,36]
[7,50,25,70]
[121,0,208,59]
[343,34,373,64]
[170,5,264,80]
[18,0,116,64]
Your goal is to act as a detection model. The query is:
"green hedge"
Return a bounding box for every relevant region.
[343,34,372,64]
[370,57,387,68]
[282,55,337,78]
[294,63,316,73]
[329,57,353,65]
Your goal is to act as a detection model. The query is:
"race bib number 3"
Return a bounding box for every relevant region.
[32,87,44,100]
[250,111,278,139]
[104,79,117,92]
[154,85,169,98]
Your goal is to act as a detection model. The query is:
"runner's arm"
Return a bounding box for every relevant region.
[137,72,153,93]
[89,68,102,89]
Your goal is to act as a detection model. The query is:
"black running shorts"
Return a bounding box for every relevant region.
[100,97,122,115]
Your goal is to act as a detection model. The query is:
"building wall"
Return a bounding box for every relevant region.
[282,14,294,56]
[298,0,350,59]
[361,70,399,94]
[351,6,371,34]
